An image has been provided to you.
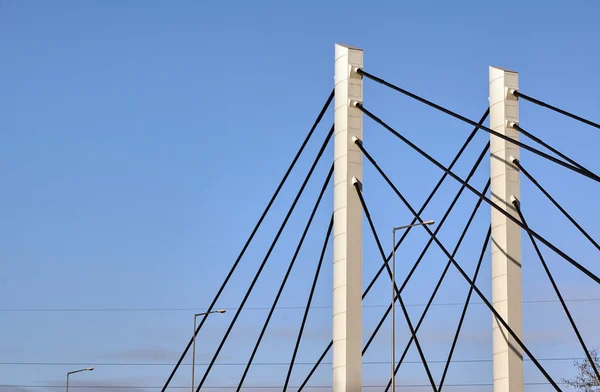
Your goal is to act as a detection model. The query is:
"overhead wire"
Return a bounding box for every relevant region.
[0,382,572,389]
[2,297,599,312]
[0,357,586,367]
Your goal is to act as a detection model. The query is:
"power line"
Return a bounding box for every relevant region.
[2,298,599,313]
[0,357,584,367]
[0,382,570,389]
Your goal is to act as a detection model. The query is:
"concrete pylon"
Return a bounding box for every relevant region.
[489,66,523,392]
[333,43,363,392]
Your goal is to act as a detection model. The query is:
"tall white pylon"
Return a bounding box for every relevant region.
[489,66,523,392]
[333,43,363,392]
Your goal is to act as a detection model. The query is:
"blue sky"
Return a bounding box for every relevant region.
[1,1,600,391]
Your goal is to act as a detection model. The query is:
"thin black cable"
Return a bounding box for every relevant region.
[236,165,334,391]
[513,90,600,130]
[357,139,561,391]
[283,215,333,391]
[0,357,587,367]
[355,185,438,392]
[362,142,490,357]
[296,341,332,392]
[0,382,573,389]
[160,89,334,392]
[296,110,489,389]
[513,123,599,181]
[513,124,587,171]
[384,179,491,392]
[197,126,334,390]
[438,227,491,391]
[4,297,599,312]
[356,69,599,183]
[514,199,600,383]
[362,109,489,300]
[514,158,600,253]
[356,104,600,286]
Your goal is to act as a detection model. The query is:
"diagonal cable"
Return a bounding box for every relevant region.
[355,69,600,183]
[236,164,333,390]
[357,138,561,391]
[355,103,600,285]
[361,110,490,302]
[513,198,600,383]
[283,215,333,391]
[513,123,598,179]
[296,110,489,389]
[438,227,490,391]
[385,179,490,392]
[512,90,600,130]
[362,142,490,357]
[160,89,333,392]
[296,341,332,392]
[355,184,438,391]
[197,126,334,390]
[513,158,600,253]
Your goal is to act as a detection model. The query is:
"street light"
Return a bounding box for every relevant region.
[66,367,94,392]
[192,309,226,392]
[391,220,434,391]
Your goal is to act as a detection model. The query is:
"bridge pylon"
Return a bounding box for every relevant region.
[489,66,524,392]
[333,43,364,392]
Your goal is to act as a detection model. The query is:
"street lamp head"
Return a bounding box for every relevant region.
[393,219,436,232]
[86,368,94,371]
[195,309,227,317]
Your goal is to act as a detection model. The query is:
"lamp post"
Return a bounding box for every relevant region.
[66,367,94,392]
[192,309,226,392]
[391,220,435,391]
